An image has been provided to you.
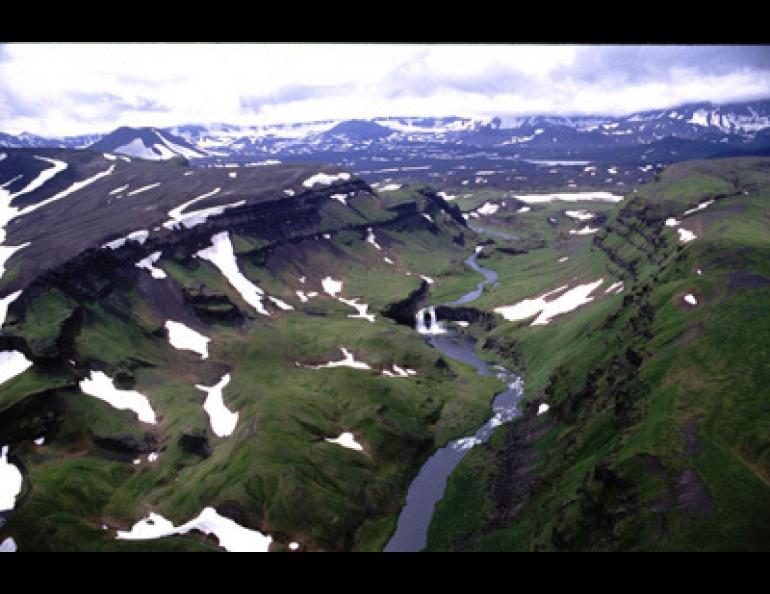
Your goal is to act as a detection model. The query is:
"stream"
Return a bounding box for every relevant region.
[383,248,523,552]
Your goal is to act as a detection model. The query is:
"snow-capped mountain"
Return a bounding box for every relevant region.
[2,100,770,163]
[89,127,207,161]
[0,131,103,149]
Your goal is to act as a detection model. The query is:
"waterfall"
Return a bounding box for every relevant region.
[415,306,446,336]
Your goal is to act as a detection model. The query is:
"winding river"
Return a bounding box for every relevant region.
[384,248,523,552]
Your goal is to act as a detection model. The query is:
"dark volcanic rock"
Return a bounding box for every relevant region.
[179,431,212,458]
[419,188,467,228]
[94,432,157,456]
[0,388,69,444]
[435,305,496,330]
[381,280,430,327]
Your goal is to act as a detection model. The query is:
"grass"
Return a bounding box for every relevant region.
[426,157,770,551]
[1,187,507,552]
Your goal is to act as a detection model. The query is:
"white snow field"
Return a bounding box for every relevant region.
[79,371,157,424]
[0,537,16,552]
[302,172,351,188]
[337,297,376,323]
[0,290,22,327]
[165,320,210,359]
[196,232,270,315]
[309,347,371,370]
[514,191,624,204]
[116,507,273,552]
[0,350,33,386]
[0,445,23,511]
[135,251,167,279]
[196,373,239,437]
[325,432,364,451]
[564,209,596,221]
[495,279,605,326]
[321,276,343,297]
[103,229,149,250]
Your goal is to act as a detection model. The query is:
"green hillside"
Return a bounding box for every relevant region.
[427,157,770,551]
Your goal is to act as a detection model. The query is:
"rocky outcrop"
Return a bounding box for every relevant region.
[381,280,430,327]
[418,188,467,228]
[435,305,496,330]
[93,432,158,457]
[179,431,212,459]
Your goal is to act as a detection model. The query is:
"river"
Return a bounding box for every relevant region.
[383,248,523,552]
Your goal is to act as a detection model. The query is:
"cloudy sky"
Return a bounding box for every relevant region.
[1,43,770,136]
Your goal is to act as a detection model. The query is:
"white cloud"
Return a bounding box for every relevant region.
[1,44,769,136]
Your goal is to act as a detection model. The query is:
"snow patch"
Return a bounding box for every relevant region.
[296,290,318,303]
[515,191,623,204]
[321,276,343,297]
[366,228,382,250]
[308,347,371,370]
[0,350,33,386]
[117,507,272,552]
[196,232,269,315]
[127,182,161,196]
[0,537,16,553]
[677,228,697,243]
[165,320,210,359]
[382,364,418,378]
[476,202,500,215]
[164,188,244,230]
[0,445,23,512]
[564,209,595,221]
[103,229,149,250]
[136,251,167,279]
[569,225,599,235]
[79,371,157,424]
[302,172,351,188]
[325,432,364,451]
[0,242,29,280]
[495,279,605,326]
[197,373,239,437]
[337,297,375,323]
[683,199,714,217]
[0,290,22,328]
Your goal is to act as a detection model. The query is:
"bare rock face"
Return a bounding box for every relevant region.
[381,280,430,327]
[179,431,212,459]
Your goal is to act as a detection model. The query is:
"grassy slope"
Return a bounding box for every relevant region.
[0,187,505,552]
[427,157,770,551]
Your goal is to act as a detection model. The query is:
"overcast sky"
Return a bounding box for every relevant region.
[1,43,770,136]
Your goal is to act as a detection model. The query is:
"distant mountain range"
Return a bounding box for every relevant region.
[3,99,770,164]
